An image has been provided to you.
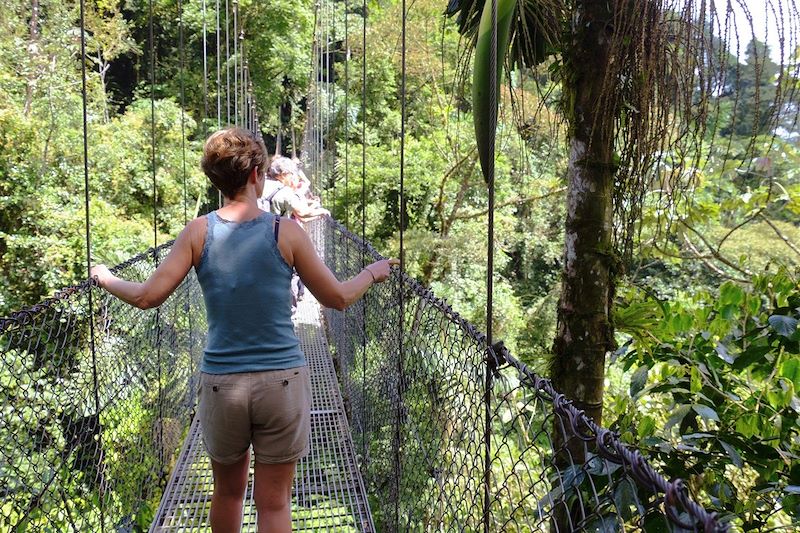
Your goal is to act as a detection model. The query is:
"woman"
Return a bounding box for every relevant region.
[259,155,328,222]
[91,127,396,533]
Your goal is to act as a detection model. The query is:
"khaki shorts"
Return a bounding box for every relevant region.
[198,366,311,465]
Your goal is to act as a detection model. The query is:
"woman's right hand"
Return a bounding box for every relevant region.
[365,259,400,283]
[90,264,113,288]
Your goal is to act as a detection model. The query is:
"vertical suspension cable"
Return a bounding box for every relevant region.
[277,105,283,155]
[483,0,498,530]
[178,0,195,420]
[234,0,239,127]
[148,0,165,482]
[395,0,407,528]
[360,0,368,473]
[216,0,222,208]
[225,0,231,125]
[329,0,336,213]
[149,0,158,254]
[316,0,321,195]
[215,0,221,128]
[308,3,317,189]
[202,0,208,120]
[317,0,324,197]
[344,0,349,228]
[242,58,248,129]
[79,1,105,530]
[317,0,330,195]
[178,0,187,227]
[316,0,320,190]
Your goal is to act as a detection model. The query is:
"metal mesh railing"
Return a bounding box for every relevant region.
[315,216,728,533]
[1,217,728,532]
[0,243,205,531]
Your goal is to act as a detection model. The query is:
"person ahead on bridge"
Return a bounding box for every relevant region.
[259,155,328,222]
[91,127,397,533]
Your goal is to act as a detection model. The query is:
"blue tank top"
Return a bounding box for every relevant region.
[196,211,305,374]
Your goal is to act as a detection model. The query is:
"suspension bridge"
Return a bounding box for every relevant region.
[0,0,732,531]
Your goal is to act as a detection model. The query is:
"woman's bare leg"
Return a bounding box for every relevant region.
[254,461,296,532]
[210,452,250,532]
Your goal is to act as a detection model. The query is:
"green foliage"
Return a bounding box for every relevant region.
[613,271,800,529]
[325,0,567,367]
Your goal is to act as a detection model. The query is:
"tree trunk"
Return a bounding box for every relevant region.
[552,0,616,441]
[549,4,616,530]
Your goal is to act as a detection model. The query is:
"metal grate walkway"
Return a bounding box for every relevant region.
[150,295,375,532]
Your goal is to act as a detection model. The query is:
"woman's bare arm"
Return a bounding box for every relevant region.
[91,218,205,309]
[280,219,396,310]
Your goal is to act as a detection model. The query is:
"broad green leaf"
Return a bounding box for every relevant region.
[584,515,621,533]
[690,366,702,392]
[769,315,798,337]
[642,512,671,533]
[693,404,720,423]
[715,342,734,363]
[720,440,744,469]
[614,478,644,521]
[732,345,771,370]
[735,413,760,438]
[783,494,800,518]
[629,366,648,398]
[767,381,793,409]
[665,404,691,433]
[719,282,745,305]
[781,358,800,389]
[637,416,656,438]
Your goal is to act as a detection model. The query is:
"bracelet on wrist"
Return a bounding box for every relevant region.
[365,267,376,283]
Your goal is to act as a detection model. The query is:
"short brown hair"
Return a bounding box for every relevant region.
[201,128,267,198]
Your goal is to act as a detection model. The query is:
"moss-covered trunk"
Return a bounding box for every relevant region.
[549,5,616,530]
[553,0,616,433]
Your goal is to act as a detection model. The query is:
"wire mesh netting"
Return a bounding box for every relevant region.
[315,216,728,533]
[1,218,727,532]
[0,244,205,531]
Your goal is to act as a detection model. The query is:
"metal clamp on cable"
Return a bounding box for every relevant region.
[485,340,507,372]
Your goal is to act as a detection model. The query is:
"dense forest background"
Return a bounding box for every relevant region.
[1,0,799,529]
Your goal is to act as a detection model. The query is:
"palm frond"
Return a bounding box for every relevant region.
[445,0,564,68]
